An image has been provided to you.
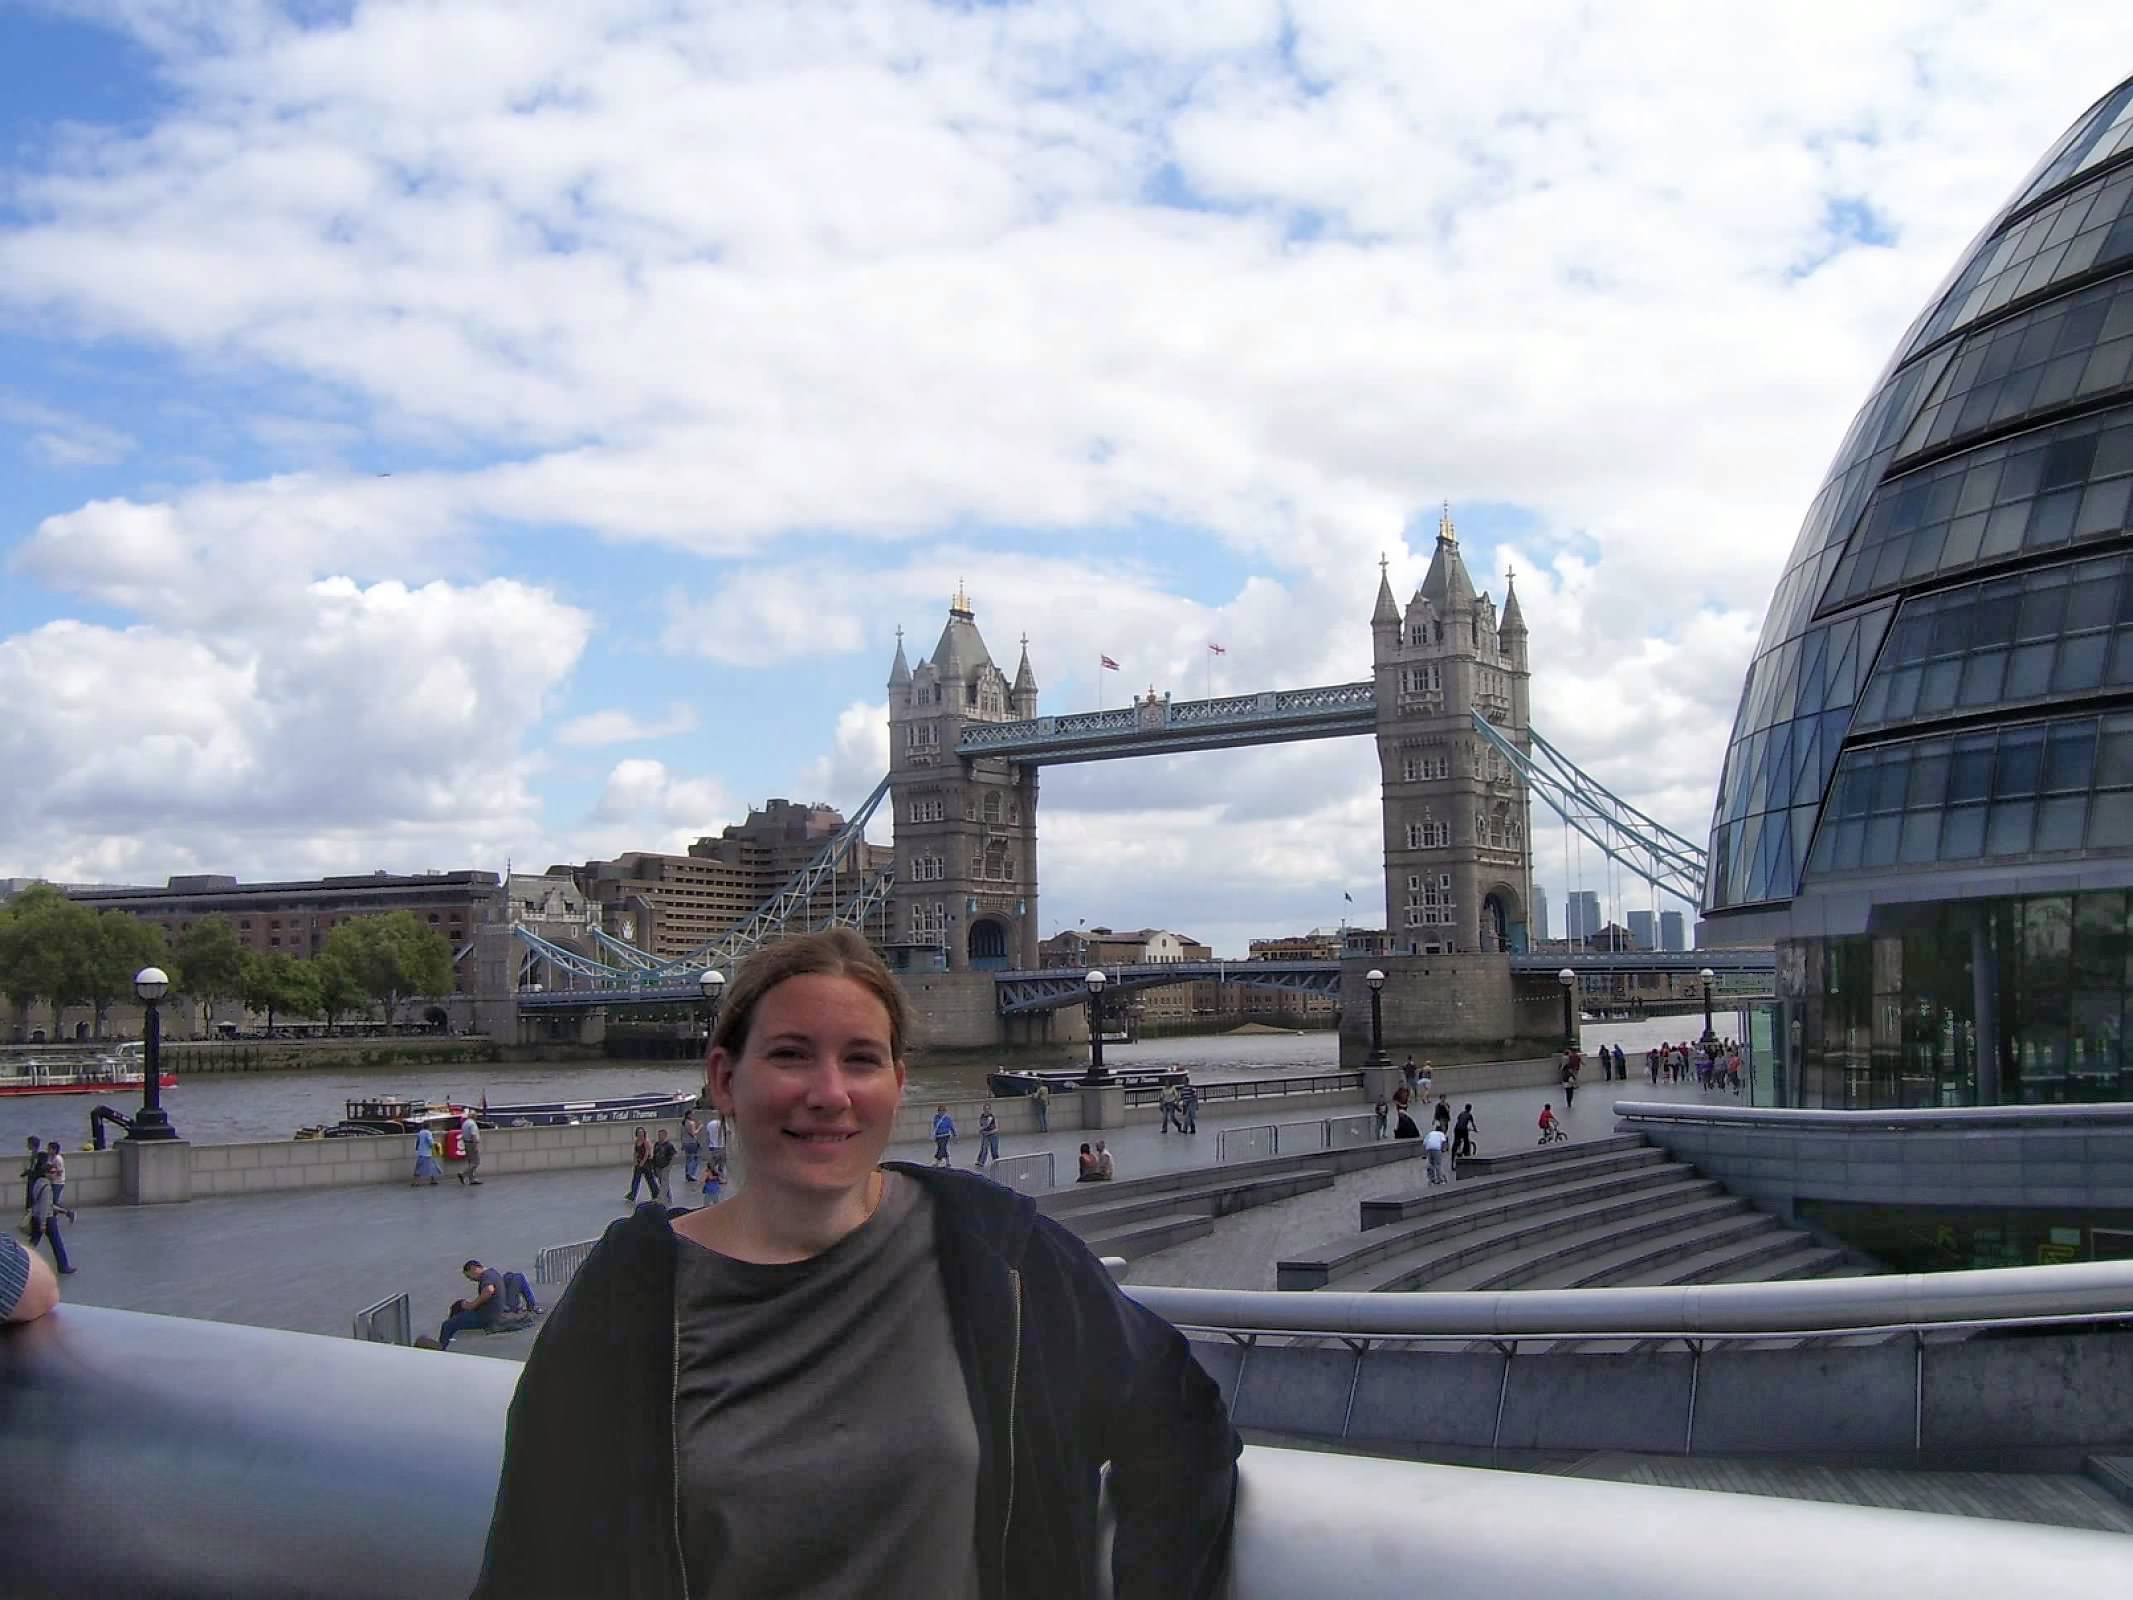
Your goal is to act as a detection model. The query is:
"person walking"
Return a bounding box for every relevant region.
[1452,1103,1478,1160]
[1561,1056,1579,1110]
[1423,1125,1448,1187]
[1374,1097,1389,1139]
[699,1151,725,1206]
[681,1112,703,1185]
[1159,1083,1181,1134]
[627,1128,657,1203]
[21,1135,45,1218]
[456,1109,483,1186]
[25,1165,72,1275]
[650,1128,677,1200]
[931,1104,956,1167]
[1432,1096,1452,1139]
[43,1143,74,1223]
[411,1124,443,1186]
[1180,1081,1199,1134]
[1613,1044,1627,1082]
[1032,1081,1050,1132]
[473,927,1240,1600]
[976,1103,1000,1169]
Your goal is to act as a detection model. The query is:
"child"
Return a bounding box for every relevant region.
[699,1153,725,1206]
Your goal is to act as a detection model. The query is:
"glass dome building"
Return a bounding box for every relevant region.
[1704,74,2133,1109]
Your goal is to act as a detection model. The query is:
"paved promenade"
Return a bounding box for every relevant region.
[37,1070,1718,1359]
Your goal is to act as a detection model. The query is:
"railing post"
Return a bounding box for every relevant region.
[1684,1339,1703,1456]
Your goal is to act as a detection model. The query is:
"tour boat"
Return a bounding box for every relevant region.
[0,1043,173,1098]
[302,1089,701,1138]
[985,1066,1190,1097]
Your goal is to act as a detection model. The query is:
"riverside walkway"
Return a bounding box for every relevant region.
[42,1068,1709,1357]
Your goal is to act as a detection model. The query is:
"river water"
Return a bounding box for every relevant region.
[0,1016,1725,1152]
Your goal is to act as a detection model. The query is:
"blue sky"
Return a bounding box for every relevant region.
[0,1,2123,952]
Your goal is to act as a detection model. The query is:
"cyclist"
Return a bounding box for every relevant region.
[1537,1103,1562,1144]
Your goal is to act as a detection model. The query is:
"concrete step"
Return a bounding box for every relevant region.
[1284,1163,1713,1290]
[1339,1185,1734,1293]
[1508,1209,1785,1293]
[1699,1243,1855,1285]
[1076,1210,1212,1262]
[1540,1238,1849,1354]
[2085,1453,2133,1512]
[1038,1137,1422,1218]
[1055,1168,1335,1239]
[1451,1132,1648,1179]
[1359,1145,1671,1230]
[1418,1193,1748,1293]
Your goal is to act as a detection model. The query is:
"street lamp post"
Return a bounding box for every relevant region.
[1084,969,1109,1085]
[1557,966,1578,1049]
[699,969,725,1048]
[128,966,178,1142]
[1365,969,1389,1069]
[1699,967,1717,1048]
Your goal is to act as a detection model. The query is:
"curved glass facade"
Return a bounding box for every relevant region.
[1708,75,2133,916]
[1707,75,2133,1109]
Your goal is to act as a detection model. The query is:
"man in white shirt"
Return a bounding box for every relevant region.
[1423,1125,1449,1186]
[457,1111,483,1186]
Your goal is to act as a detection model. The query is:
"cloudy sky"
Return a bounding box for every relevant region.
[0,2,2126,956]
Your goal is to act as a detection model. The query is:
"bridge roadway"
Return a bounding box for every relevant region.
[521,946,1782,1013]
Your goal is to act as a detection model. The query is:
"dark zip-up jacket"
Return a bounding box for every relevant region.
[471,1162,1240,1599]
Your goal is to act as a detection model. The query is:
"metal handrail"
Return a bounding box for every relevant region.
[1615,1098,2133,1131]
[1126,1259,2133,1341]
[1124,1072,1363,1108]
[350,1291,411,1345]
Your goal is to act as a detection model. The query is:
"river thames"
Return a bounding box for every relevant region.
[1,1013,1727,1152]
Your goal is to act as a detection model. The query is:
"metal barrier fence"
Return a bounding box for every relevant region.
[1322,1113,1378,1149]
[1216,1124,1278,1162]
[1125,1071,1364,1108]
[535,1238,601,1287]
[983,1151,1055,1193]
[350,1291,411,1346]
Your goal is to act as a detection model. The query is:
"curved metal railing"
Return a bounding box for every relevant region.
[1127,1259,2133,1343]
[5,1304,2127,1597]
[1615,1098,2133,1133]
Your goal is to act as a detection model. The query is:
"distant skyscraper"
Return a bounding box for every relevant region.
[1627,909,1656,951]
[1566,890,1600,942]
[1660,910,1686,952]
[1532,886,1549,942]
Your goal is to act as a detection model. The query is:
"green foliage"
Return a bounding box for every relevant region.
[240,951,322,1030]
[0,888,166,1036]
[312,952,369,1027]
[320,912,457,1021]
[87,912,168,1034]
[173,915,247,1022]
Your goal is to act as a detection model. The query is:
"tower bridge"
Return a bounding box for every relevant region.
[502,507,1741,1058]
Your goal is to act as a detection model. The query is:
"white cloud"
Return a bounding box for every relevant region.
[0,394,135,469]
[554,701,700,748]
[1,3,2126,931]
[570,758,734,860]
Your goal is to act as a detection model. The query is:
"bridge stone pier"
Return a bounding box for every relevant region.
[1337,955,1567,1078]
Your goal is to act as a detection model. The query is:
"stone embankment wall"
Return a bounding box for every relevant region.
[1336,954,1563,1067]
[51,1080,1361,1207]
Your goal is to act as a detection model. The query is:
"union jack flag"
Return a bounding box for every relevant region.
[1100,655,1119,670]
[1208,643,1227,655]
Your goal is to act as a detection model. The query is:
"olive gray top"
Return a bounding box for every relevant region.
[673,1172,983,1600]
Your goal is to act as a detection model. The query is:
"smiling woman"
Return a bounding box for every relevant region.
[473,928,1240,1600]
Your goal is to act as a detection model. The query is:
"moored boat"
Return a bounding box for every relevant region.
[300,1088,701,1138]
[986,1066,1189,1097]
[0,1042,172,1098]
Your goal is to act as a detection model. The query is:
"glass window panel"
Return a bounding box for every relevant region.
[1987,800,2035,855]
[2000,447,2044,504]
[2026,488,2082,548]
[1886,663,1924,720]
[2052,630,2108,692]
[1940,803,1988,858]
[1919,658,1961,713]
[1981,503,2029,559]
[1957,462,2002,515]
[1995,728,2045,795]
[2096,716,2133,786]
[2110,629,2133,685]
[1863,815,1901,868]
[2073,892,2127,982]
[2016,583,2068,638]
[2041,434,2101,490]
[2067,571,2119,629]
[1973,588,2020,645]
[1898,810,1941,864]
[1872,756,1910,813]
[2006,640,2056,698]
[2045,721,2098,791]
[2037,795,2088,852]
[1855,674,1892,725]
[2078,476,2133,537]
[1906,745,1951,808]
[1832,819,1866,871]
[2088,790,2133,849]
[1958,650,2006,706]
[1950,737,1997,802]
[1941,512,1988,569]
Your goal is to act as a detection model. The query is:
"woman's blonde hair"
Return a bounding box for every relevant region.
[709,928,913,1064]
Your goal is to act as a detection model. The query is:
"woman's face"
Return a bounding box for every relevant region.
[709,973,906,1200]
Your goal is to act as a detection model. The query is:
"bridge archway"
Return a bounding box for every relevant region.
[1481,882,1526,955]
[967,917,1010,971]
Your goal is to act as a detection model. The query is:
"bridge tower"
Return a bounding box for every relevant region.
[1372,505,1536,954]
[886,588,1041,973]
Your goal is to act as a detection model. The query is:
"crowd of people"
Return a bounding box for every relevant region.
[1645,1039,1746,1094]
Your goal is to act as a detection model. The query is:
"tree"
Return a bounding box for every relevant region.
[0,884,99,1029]
[312,952,368,1029]
[322,913,456,1024]
[174,915,247,1031]
[85,911,167,1038]
[241,951,320,1032]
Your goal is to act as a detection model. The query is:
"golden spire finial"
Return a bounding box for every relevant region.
[1379,550,1389,574]
[1438,500,1456,545]
[951,578,972,615]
